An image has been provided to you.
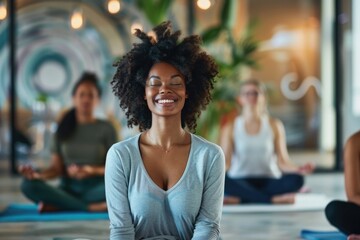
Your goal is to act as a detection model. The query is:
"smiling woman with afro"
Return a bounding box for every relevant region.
[105,21,225,240]
[111,21,218,132]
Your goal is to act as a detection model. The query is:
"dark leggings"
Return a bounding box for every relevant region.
[224,173,304,203]
[325,200,360,235]
[21,178,106,211]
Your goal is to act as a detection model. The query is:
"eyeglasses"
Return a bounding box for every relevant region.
[241,91,260,97]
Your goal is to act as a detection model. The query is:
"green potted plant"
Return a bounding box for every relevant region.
[196,0,259,143]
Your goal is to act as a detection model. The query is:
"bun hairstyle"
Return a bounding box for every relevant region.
[111,21,218,132]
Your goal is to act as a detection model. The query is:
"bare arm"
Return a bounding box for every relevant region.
[271,118,314,174]
[344,132,360,205]
[219,121,234,171]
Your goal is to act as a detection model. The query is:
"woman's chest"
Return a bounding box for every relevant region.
[128,172,202,221]
[140,145,191,191]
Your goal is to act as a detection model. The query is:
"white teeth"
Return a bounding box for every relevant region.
[158,99,175,104]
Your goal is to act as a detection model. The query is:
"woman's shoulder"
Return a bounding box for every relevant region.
[112,133,140,146]
[267,116,284,131]
[267,115,282,125]
[191,134,223,154]
[346,130,360,147]
[191,134,225,171]
[349,130,360,140]
[223,115,240,133]
[109,134,140,153]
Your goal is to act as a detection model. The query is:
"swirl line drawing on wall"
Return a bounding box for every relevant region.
[280,72,321,100]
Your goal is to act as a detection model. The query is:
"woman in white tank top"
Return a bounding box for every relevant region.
[220,79,315,204]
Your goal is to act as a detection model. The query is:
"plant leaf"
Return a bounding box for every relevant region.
[136,0,173,26]
[220,0,237,29]
[201,26,224,44]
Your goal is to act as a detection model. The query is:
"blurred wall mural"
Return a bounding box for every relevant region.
[0,0,328,163]
[0,0,151,159]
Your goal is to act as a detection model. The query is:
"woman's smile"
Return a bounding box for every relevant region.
[145,62,186,115]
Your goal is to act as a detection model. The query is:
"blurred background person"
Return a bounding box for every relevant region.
[18,72,117,212]
[220,78,315,204]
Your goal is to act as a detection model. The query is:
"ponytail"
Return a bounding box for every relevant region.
[56,108,77,142]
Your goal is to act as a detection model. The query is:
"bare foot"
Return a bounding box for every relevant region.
[348,234,360,240]
[223,196,241,205]
[38,202,59,213]
[298,186,311,193]
[271,193,295,204]
[88,202,107,212]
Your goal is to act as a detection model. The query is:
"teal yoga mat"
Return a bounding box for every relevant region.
[300,229,347,240]
[0,203,109,222]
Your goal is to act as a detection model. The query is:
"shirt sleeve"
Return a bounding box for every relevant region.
[105,145,135,240]
[192,148,225,240]
[50,134,61,155]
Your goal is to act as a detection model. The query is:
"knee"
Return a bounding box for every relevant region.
[288,174,304,190]
[20,178,42,196]
[325,200,343,224]
[294,174,304,189]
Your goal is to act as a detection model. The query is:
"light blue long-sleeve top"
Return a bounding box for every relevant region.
[105,133,225,240]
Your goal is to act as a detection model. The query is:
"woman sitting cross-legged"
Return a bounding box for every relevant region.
[19,72,117,212]
[220,78,315,205]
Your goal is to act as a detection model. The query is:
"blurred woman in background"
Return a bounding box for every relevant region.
[220,78,314,204]
[19,72,117,212]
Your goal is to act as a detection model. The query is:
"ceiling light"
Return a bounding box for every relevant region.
[107,0,121,14]
[197,0,211,10]
[0,2,7,20]
[70,9,84,30]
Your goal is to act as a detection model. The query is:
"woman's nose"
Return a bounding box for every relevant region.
[159,84,172,94]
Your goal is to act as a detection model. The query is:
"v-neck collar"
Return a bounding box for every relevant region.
[135,133,193,194]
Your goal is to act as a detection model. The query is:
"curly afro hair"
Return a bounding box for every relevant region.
[111,21,218,132]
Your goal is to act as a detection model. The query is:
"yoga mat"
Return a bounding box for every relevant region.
[300,229,347,240]
[222,193,331,213]
[0,203,109,222]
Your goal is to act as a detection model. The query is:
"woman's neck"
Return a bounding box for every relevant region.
[147,116,187,150]
[76,113,95,124]
[242,107,262,121]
